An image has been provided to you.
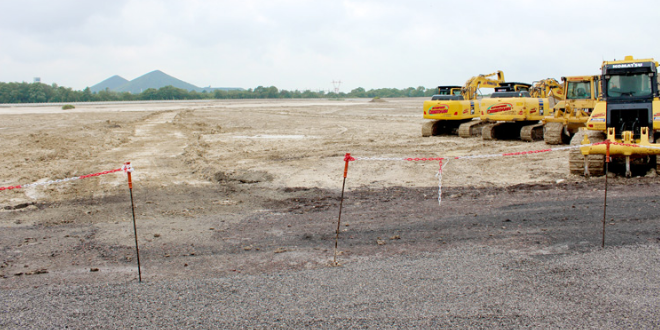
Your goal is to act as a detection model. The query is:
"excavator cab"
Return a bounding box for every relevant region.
[494,82,531,92]
[431,85,464,100]
[490,91,531,98]
[489,83,532,98]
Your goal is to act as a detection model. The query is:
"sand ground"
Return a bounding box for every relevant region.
[0,98,656,287]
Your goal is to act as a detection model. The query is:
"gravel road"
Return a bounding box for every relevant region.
[3,181,660,329]
[2,244,659,328]
[2,99,660,328]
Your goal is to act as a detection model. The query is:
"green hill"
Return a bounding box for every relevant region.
[113,70,200,94]
[92,70,243,94]
[90,75,129,93]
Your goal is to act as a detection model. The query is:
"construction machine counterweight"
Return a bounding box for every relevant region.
[477,79,564,141]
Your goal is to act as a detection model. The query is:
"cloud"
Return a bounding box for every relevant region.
[0,0,659,91]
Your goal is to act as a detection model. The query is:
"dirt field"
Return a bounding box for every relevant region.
[0,98,658,289]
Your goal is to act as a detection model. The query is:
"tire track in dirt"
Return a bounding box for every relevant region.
[102,110,210,187]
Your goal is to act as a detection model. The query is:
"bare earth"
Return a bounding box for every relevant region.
[1,98,659,327]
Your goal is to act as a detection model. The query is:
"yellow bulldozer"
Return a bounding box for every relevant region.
[422,71,505,137]
[544,75,600,145]
[573,55,660,177]
[477,78,564,141]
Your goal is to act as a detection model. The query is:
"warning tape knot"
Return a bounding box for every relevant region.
[344,154,356,162]
[122,163,134,173]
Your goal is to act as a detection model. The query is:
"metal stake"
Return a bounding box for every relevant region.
[602,162,608,248]
[602,141,610,248]
[125,162,142,282]
[334,153,353,265]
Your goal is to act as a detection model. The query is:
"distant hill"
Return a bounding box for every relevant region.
[90,75,129,93]
[91,70,243,94]
[113,70,200,94]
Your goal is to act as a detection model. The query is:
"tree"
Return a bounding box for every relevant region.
[81,87,93,102]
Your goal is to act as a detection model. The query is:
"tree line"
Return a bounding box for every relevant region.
[0,82,437,104]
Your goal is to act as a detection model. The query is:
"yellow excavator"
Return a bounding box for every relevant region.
[422,71,505,137]
[530,78,564,106]
[544,75,600,145]
[478,78,564,141]
[574,55,660,177]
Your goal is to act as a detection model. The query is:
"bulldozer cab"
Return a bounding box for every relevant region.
[566,81,593,99]
[602,58,658,99]
[601,57,659,139]
[605,74,653,98]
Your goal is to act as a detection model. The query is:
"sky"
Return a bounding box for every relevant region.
[1,0,659,92]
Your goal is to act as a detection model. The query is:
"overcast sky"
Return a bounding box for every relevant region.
[1,0,658,92]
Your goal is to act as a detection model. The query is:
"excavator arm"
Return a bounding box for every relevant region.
[530,78,564,100]
[461,70,505,100]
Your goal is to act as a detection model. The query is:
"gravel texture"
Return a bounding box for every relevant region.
[2,244,659,329]
[2,100,660,328]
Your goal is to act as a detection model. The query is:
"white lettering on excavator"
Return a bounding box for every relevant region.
[611,63,644,69]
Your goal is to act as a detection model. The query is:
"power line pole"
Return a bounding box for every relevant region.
[332,80,342,94]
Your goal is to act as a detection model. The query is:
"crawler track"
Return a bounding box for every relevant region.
[481,123,500,140]
[421,121,435,137]
[568,130,605,176]
[458,120,487,138]
[543,122,568,145]
[422,119,469,137]
[482,122,539,141]
[520,123,545,142]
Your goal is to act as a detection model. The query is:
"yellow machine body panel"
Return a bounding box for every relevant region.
[584,101,607,131]
[586,98,660,132]
[423,99,478,120]
[480,97,549,122]
[580,126,660,156]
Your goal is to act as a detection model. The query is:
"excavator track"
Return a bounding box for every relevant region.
[481,122,502,140]
[568,130,605,176]
[421,121,436,137]
[458,120,487,138]
[543,122,566,145]
[422,120,468,137]
[520,123,545,142]
[482,122,528,140]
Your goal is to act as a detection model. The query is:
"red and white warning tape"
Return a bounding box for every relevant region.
[435,159,450,204]
[355,144,583,162]
[0,164,133,191]
[349,143,596,205]
[604,140,660,151]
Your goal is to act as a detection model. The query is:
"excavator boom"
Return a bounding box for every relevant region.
[462,70,506,100]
